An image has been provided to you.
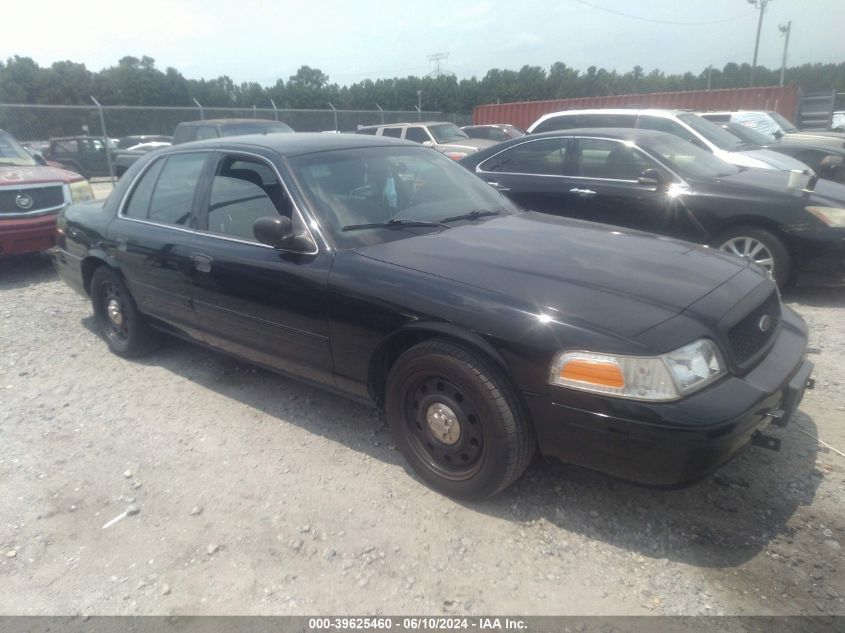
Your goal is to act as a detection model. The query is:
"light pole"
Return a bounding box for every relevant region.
[778,21,792,86]
[748,0,771,86]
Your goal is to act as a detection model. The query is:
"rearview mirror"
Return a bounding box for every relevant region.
[637,168,665,187]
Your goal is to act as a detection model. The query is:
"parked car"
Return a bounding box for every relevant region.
[527,109,811,173]
[461,124,525,142]
[113,142,172,178]
[458,128,845,286]
[116,135,173,150]
[699,111,845,149]
[714,121,845,184]
[52,133,813,498]
[1,129,94,256]
[172,118,294,144]
[42,135,118,180]
[832,111,845,132]
[355,122,497,159]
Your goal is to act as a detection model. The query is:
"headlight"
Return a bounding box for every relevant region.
[549,339,725,402]
[806,206,845,227]
[69,180,94,203]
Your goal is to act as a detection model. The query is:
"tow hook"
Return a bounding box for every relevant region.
[763,408,788,428]
[751,431,781,451]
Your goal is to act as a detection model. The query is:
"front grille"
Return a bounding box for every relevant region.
[0,185,65,215]
[727,291,781,366]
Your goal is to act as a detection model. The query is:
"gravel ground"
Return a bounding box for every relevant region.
[1,218,843,616]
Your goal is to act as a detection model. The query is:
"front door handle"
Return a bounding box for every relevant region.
[486,181,510,191]
[569,188,597,196]
[191,253,214,273]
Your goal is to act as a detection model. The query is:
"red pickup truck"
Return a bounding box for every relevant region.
[1,129,94,257]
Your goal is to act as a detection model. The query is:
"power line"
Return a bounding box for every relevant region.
[571,0,752,25]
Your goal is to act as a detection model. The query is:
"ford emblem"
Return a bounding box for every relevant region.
[758,314,772,332]
[15,193,34,210]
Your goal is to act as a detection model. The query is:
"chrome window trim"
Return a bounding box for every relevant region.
[116,148,322,256]
[477,135,688,186]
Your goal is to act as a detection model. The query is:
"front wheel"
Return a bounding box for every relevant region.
[90,267,157,358]
[716,226,793,287]
[385,338,535,499]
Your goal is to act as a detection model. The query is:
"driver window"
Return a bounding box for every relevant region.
[206,156,292,241]
[404,127,430,144]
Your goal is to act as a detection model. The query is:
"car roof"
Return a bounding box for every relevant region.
[359,121,456,129]
[171,131,417,155]
[527,127,675,142]
[537,108,692,119]
[175,118,282,127]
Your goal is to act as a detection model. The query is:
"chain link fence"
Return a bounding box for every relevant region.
[0,103,472,144]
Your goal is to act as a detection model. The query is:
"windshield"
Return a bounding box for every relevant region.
[0,131,37,166]
[290,146,516,249]
[429,123,469,143]
[676,113,745,151]
[723,122,773,146]
[642,134,741,179]
[767,111,799,133]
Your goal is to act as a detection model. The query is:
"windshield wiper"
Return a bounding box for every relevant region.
[342,218,451,232]
[440,209,502,223]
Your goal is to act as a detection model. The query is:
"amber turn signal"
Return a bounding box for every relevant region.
[559,359,625,388]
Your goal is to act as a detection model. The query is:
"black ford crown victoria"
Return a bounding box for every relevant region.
[52,134,813,499]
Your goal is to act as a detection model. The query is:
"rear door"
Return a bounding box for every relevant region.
[475,137,578,214]
[188,150,334,386]
[108,151,211,334]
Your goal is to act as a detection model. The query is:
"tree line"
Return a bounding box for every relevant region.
[2,55,844,114]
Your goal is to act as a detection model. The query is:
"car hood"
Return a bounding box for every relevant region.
[354,212,750,339]
[441,138,498,151]
[0,164,84,185]
[692,167,845,204]
[735,148,812,171]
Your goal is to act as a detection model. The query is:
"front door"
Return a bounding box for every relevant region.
[188,151,334,386]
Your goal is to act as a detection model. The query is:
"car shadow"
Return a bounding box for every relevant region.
[783,282,845,309]
[79,317,824,570]
[0,252,57,289]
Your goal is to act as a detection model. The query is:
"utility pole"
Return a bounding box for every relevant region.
[416,90,422,120]
[427,52,449,78]
[748,0,771,86]
[779,21,792,86]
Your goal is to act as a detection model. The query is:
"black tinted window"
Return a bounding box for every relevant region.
[206,156,291,241]
[576,139,656,180]
[404,127,430,143]
[382,128,403,138]
[481,138,570,175]
[123,158,166,219]
[357,127,378,135]
[147,153,207,226]
[195,126,219,140]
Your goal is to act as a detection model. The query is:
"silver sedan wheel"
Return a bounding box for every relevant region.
[720,236,775,275]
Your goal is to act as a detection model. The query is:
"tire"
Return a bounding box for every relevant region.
[385,338,535,499]
[716,225,793,287]
[90,266,157,358]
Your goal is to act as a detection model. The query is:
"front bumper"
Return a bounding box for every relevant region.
[525,308,812,486]
[0,212,59,256]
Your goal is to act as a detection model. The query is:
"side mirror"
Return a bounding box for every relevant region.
[253,216,314,252]
[637,168,666,187]
[421,140,435,148]
[32,151,47,166]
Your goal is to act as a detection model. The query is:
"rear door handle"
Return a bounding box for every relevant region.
[569,188,597,196]
[191,253,213,273]
[486,181,510,192]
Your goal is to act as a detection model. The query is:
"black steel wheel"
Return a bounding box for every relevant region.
[386,338,535,499]
[90,266,156,358]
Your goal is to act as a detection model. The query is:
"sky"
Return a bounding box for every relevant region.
[2,0,844,87]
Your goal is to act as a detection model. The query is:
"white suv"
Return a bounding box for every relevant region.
[356,122,497,160]
[527,108,811,172]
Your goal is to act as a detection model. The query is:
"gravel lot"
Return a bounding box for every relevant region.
[1,192,843,615]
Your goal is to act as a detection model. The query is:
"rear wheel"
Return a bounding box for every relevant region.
[385,338,535,499]
[716,225,792,287]
[90,267,157,357]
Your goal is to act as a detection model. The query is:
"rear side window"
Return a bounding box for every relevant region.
[172,125,197,144]
[481,138,570,175]
[381,128,403,138]
[195,126,219,140]
[532,115,578,133]
[123,158,167,219]
[50,140,78,155]
[357,127,378,135]
[577,114,637,128]
[637,115,691,140]
[147,153,208,226]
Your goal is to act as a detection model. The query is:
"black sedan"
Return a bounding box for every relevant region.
[52,133,812,499]
[458,129,845,286]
